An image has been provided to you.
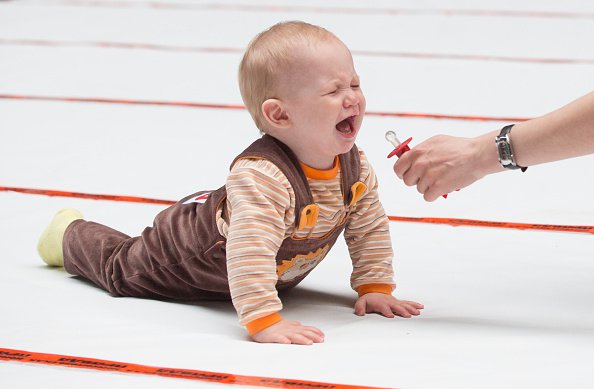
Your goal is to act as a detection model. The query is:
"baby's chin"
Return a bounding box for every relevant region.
[334,134,358,155]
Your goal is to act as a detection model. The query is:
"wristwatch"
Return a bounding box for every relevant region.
[495,124,527,172]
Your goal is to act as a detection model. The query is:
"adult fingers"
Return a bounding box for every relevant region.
[393,152,412,179]
[417,175,433,195]
[423,184,444,202]
[401,151,429,187]
[401,168,421,187]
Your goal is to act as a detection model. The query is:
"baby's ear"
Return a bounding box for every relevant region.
[261,99,290,131]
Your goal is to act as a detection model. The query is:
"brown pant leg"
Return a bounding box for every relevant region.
[62,206,230,301]
[63,219,165,298]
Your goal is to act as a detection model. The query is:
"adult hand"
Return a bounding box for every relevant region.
[393,134,499,201]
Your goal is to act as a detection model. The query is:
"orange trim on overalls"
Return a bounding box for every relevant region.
[298,204,320,231]
[348,182,367,207]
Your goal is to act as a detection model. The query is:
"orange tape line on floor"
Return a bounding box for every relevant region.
[3,39,593,65]
[0,186,175,206]
[0,94,530,122]
[34,2,594,20]
[0,347,394,389]
[2,186,592,234]
[388,216,594,234]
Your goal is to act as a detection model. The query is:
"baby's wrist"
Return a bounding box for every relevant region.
[357,283,394,297]
[245,312,283,335]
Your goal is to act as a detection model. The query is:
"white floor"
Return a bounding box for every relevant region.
[1,1,594,388]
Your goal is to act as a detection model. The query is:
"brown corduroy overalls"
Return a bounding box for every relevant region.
[63,135,362,301]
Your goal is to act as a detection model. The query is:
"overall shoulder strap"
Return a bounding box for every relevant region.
[338,144,364,206]
[230,135,314,229]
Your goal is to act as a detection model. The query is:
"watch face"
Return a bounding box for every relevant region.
[497,140,512,164]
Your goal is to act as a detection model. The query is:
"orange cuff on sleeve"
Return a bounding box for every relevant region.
[245,312,283,335]
[357,283,394,297]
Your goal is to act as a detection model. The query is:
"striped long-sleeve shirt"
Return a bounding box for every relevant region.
[217,148,395,333]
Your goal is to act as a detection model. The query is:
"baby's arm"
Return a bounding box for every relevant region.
[226,159,323,344]
[345,151,423,317]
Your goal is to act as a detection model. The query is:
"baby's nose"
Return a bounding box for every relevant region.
[343,90,359,107]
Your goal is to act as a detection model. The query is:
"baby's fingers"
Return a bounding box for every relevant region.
[402,301,424,315]
[354,298,367,316]
[288,327,324,345]
[379,304,396,318]
[392,301,423,317]
[287,333,315,345]
[390,304,412,318]
[300,329,325,343]
[256,334,291,344]
[401,300,424,310]
[296,324,324,342]
[301,325,325,338]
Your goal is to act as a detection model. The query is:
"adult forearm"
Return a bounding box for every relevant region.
[512,91,594,167]
[393,91,594,201]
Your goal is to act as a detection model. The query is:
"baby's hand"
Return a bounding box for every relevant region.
[251,319,325,345]
[354,293,424,318]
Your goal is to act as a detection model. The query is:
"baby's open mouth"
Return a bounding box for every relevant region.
[335,116,355,134]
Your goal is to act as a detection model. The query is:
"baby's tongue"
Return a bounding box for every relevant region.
[336,118,351,134]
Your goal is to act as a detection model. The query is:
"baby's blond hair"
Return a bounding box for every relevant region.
[238,21,338,133]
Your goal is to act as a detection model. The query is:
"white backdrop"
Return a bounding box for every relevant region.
[1,1,593,388]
